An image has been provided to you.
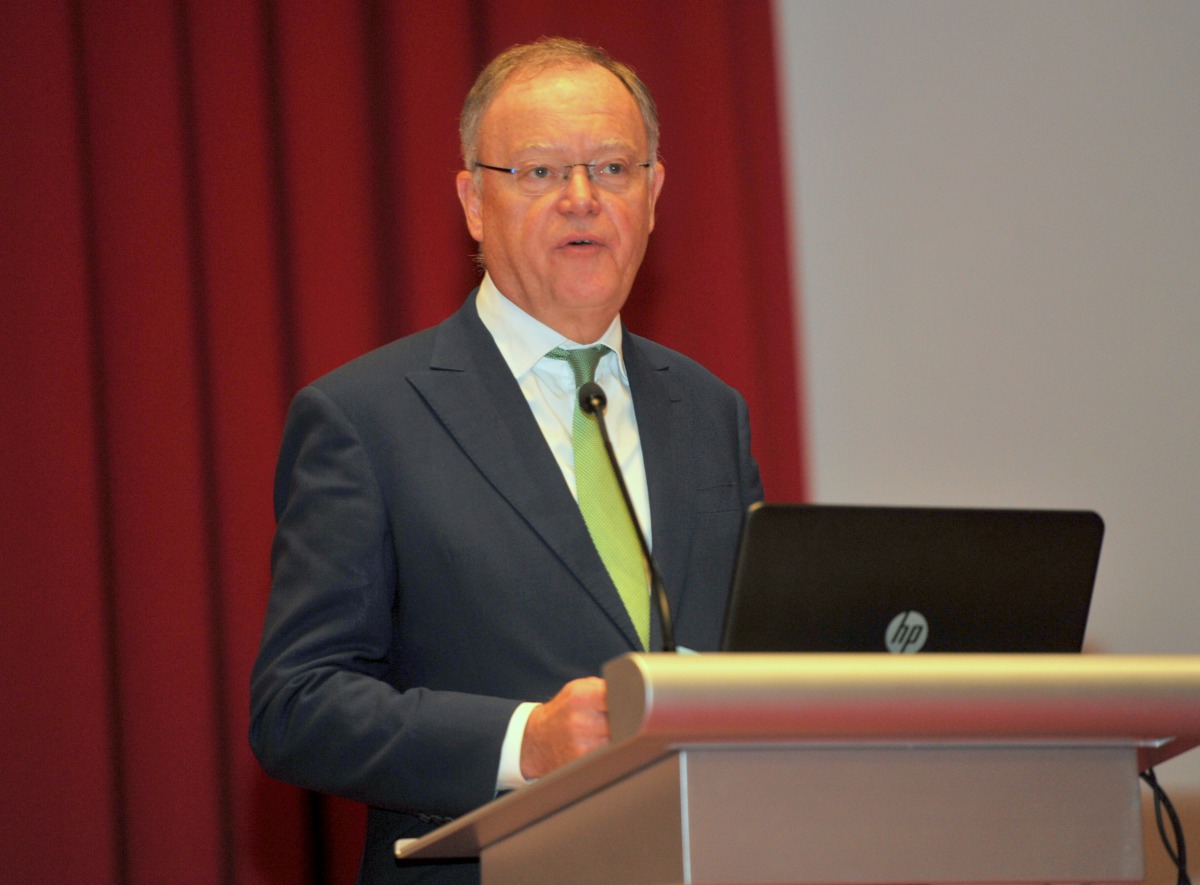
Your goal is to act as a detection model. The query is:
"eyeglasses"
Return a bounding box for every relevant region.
[474,158,652,197]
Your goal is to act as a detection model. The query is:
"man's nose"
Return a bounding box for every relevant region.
[560,164,600,210]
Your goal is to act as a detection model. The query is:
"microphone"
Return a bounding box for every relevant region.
[577,381,676,653]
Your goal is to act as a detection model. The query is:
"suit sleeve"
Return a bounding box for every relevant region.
[249,384,519,817]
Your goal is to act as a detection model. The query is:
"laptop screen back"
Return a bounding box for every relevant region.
[721,504,1104,653]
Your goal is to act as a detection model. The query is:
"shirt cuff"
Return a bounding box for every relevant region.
[496,701,539,793]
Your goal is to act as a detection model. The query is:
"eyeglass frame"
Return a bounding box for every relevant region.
[473,159,653,194]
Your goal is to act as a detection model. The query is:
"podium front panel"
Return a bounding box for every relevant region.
[481,743,1143,885]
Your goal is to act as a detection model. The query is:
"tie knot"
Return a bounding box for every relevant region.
[547,345,609,387]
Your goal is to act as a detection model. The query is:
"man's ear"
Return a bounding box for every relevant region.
[647,162,665,234]
[456,170,484,242]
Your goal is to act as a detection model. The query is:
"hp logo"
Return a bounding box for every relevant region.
[886,611,928,653]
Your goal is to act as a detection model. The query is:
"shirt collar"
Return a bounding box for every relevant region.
[475,273,628,382]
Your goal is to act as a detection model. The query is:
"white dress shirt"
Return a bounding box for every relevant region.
[474,273,652,791]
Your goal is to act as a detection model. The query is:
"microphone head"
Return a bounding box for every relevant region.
[578,381,607,415]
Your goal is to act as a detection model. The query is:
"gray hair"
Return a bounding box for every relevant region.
[459,37,660,170]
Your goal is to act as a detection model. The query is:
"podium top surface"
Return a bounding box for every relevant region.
[606,653,1200,760]
[395,653,1200,862]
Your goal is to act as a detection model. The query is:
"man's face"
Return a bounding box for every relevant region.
[456,64,665,342]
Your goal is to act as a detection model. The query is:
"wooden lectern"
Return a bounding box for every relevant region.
[395,654,1200,884]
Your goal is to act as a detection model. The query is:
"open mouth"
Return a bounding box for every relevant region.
[559,234,603,249]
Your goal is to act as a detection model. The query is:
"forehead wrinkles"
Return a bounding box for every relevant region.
[507,137,640,161]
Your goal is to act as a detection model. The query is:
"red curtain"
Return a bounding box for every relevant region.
[1,2,805,882]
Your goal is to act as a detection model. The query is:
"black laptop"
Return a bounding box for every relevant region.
[720,503,1104,654]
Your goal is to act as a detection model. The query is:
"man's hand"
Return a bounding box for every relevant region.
[519,677,609,780]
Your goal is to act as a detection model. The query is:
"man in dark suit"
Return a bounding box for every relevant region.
[250,37,763,883]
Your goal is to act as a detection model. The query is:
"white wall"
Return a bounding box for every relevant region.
[774,2,1199,881]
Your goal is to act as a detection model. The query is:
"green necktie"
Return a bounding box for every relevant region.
[547,345,650,649]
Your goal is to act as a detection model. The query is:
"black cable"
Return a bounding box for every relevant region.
[1140,768,1191,885]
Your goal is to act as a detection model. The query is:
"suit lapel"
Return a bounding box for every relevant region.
[624,333,693,638]
[405,295,644,649]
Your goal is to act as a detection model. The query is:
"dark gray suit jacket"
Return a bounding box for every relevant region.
[250,291,763,882]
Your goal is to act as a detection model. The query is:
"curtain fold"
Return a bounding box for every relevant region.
[1,2,805,882]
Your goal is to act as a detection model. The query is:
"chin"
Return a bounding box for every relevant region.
[558,270,624,299]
